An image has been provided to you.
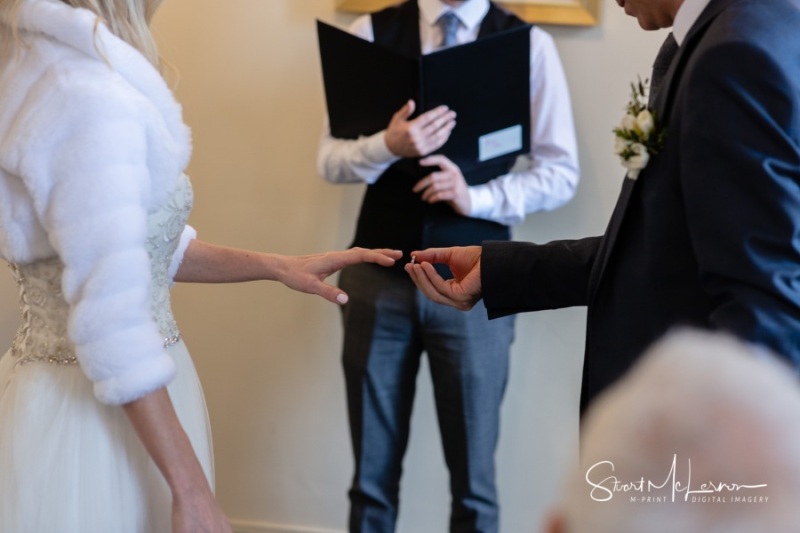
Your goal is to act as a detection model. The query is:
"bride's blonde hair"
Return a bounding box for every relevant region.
[0,0,163,67]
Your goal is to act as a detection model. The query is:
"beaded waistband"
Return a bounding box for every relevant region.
[8,260,182,368]
[11,332,182,367]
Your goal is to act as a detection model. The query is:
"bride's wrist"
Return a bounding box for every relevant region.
[169,464,213,501]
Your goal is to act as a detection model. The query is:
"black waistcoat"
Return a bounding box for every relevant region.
[350,0,527,269]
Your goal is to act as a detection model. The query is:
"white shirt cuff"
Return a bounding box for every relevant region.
[468,184,497,219]
[364,130,400,166]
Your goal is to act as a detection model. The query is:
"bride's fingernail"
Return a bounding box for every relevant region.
[337,294,348,304]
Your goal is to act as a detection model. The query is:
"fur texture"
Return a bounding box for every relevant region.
[0,0,194,404]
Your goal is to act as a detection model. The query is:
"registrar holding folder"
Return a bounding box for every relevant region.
[318,17,532,174]
[315,1,579,532]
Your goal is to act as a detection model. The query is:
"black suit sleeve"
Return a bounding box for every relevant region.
[680,41,800,360]
[481,237,600,319]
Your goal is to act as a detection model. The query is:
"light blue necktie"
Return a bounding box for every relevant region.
[438,12,460,48]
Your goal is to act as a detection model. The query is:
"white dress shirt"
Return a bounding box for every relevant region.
[672,0,712,45]
[317,0,579,226]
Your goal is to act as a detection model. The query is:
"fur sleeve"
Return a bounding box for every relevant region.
[13,70,176,405]
[168,224,197,284]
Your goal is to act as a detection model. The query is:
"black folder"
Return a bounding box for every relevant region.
[317,20,531,174]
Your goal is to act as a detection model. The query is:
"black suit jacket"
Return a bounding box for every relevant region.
[481,0,800,412]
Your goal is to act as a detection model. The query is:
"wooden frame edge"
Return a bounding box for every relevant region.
[335,0,601,27]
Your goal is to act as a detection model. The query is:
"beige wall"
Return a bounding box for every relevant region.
[0,1,667,532]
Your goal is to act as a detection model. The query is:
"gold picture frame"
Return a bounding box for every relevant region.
[336,0,600,27]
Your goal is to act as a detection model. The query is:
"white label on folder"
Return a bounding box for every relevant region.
[478,125,523,162]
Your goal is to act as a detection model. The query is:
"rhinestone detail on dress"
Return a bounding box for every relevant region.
[7,175,193,367]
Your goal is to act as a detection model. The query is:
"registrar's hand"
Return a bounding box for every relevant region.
[384,100,456,158]
[412,154,470,215]
[405,246,482,311]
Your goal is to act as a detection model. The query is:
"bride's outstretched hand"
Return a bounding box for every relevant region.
[279,248,402,304]
[405,246,482,311]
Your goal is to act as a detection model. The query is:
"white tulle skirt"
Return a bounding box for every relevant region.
[0,340,214,533]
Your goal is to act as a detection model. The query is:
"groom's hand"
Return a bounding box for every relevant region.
[405,246,483,311]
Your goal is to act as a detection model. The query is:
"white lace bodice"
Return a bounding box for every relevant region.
[9,176,193,366]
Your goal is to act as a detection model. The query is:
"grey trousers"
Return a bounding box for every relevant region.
[339,263,515,533]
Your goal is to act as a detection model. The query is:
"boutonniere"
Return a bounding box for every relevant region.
[613,78,667,180]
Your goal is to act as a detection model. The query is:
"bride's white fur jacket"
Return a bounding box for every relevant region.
[0,0,195,404]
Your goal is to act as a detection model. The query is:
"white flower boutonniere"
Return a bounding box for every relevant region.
[613,78,667,180]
